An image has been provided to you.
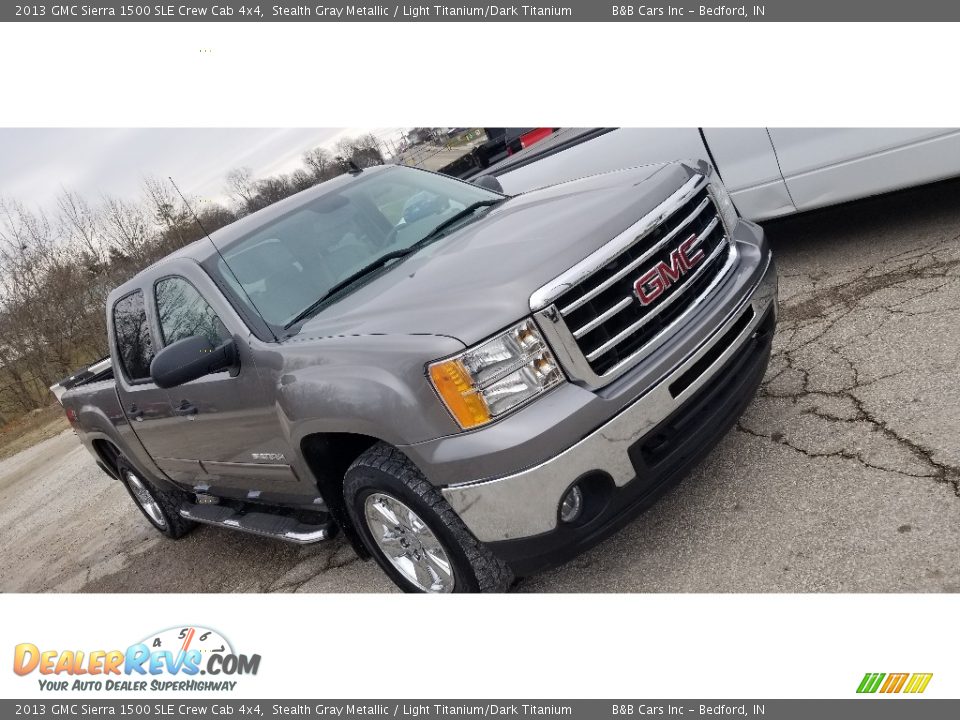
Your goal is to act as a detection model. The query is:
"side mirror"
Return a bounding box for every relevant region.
[471,174,504,194]
[150,335,237,389]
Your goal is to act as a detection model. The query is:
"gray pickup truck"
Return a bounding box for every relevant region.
[55,161,777,593]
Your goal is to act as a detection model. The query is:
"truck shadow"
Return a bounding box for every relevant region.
[79,523,394,593]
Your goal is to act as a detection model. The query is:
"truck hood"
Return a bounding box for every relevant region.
[296,161,698,347]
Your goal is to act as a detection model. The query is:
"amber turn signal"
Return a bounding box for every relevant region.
[428,359,492,429]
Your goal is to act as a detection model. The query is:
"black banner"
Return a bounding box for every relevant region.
[3,1,958,22]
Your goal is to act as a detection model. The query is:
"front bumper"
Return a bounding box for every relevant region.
[440,234,777,574]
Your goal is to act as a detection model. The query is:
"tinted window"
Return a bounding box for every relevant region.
[155,277,230,347]
[113,291,154,381]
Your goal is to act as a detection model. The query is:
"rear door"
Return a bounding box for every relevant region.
[767,128,960,211]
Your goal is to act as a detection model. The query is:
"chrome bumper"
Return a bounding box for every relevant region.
[441,251,777,543]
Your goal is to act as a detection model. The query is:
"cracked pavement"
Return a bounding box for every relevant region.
[1,179,958,593]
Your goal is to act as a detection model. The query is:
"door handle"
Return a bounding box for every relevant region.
[175,400,198,417]
[128,405,144,422]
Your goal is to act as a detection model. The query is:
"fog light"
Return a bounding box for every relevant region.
[559,485,584,523]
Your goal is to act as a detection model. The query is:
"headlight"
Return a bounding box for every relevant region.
[707,175,739,238]
[428,319,564,429]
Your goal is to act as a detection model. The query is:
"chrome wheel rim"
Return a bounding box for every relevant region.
[126,471,167,529]
[363,493,454,593]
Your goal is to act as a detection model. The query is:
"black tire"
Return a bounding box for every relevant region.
[344,442,513,593]
[116,457,195,539]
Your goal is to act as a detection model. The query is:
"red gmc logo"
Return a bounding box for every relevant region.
[633,234,705,306]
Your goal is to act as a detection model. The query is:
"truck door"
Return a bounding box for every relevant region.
[766,128,960,212]
[134,265,303,502]
[110,290,187,481]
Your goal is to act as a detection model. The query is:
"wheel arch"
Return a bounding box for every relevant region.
[91,438,122,479]
[299,432,389,559]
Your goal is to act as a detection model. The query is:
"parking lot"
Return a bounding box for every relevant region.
[1,178,958,594]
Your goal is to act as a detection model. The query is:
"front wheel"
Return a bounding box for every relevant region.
[117,458,195,539]
[343,443,513,593]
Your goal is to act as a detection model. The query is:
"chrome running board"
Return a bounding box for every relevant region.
[179,503,332,544]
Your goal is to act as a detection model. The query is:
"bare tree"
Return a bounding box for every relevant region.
[224,167,258,212]
[289,169,316,193]
[335,135,385,169]
[101,194,152,262]
[57,189,106,266]
[303,147,336,181]
[142,176,191,251]
[250,176,297,209]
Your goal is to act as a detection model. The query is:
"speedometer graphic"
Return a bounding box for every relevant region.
[139,626,234,657]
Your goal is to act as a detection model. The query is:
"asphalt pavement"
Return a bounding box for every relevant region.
[1,178,958,593]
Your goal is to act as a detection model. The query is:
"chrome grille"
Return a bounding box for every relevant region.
[535,174,735,384]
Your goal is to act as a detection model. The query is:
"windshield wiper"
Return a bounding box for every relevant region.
[283,199,504,330]
[283,248,415,329]
[416,199,504,246]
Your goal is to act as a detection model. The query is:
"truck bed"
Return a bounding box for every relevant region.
[53,358,127,452]
[50,357,113,402]
[60,378,123,427]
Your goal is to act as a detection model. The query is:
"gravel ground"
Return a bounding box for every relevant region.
[1,179,958,594]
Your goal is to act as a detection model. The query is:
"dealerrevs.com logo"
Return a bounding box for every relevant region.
[13,626,261,692]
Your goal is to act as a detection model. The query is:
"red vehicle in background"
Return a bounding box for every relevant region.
[508,128,555,154]
[480,128,557,166]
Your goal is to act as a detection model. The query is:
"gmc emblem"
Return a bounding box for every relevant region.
[633,233,706,306]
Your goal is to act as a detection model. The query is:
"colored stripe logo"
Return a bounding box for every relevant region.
[857,672,933,694]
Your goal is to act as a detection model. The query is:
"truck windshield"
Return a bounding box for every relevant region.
[212,167,505,332]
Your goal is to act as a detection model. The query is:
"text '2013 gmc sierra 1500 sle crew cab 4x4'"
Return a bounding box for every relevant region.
[54,161,777,593]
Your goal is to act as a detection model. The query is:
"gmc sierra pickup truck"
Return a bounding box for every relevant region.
[54,161,777,593]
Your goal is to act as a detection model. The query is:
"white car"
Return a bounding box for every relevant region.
[490,128,960,221]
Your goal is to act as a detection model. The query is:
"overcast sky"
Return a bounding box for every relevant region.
[0,127,405,214]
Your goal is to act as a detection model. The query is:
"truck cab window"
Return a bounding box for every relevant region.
[112,291,154,381]
[155,277,230,347]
